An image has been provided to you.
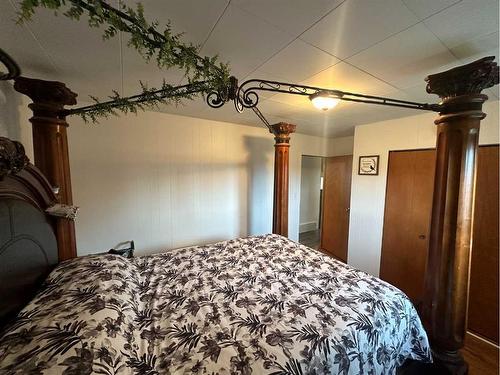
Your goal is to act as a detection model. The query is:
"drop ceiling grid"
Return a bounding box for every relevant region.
[6,0,60,76]
[237,0,498,134]
[120,0,232,93]
[2,0,499,137]
[235,0,463,112]
[255,0,491,90]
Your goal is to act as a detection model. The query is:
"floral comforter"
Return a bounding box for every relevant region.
[0,234,430,374]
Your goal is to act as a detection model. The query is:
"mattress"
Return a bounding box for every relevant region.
[0,234,431,374]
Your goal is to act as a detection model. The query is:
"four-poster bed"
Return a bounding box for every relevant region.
[0,44,499,374]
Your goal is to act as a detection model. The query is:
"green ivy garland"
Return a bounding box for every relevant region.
[69,80,212,123]
[17,0,231,121]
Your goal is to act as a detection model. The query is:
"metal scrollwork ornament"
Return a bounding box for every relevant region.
[206,90,227,109]
[0,48,21,81]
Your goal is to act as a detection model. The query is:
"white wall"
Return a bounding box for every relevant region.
[0,82,33,160]
[348,100,500,276]
[327,135,354,156]
[299,156,322,233]
[0,83,337,255]
[70,112,332,255]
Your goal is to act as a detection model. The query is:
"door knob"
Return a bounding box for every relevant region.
[418,234,426,240]
[346,207,350,212]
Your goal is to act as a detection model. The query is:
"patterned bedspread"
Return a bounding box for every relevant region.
[0,234,430,374]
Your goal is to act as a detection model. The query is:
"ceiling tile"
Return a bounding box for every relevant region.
[332,100,422,127]
[232,0,343,36]
[347,23,458,89]
[156,96,210,116]
[256,98,303,118]
[300,0,418,59]
[303,61,396,94]
[121,50,186,96]
[255,39,339,82]
[240,70,291,101]
[264,92,313,108]
[20,7,122,99]
[256,97,355,136]
[399,83,440,104]
[201,4,295,78]
[402,0,461,20]
[123,0,228,95]
[0,3,57,79]
[424,0,499,49]
[449,32,499,64]
[199,104,264,127]
[288,101,351,124]
[123,0,230,45]
[3,0,496,139]
[259,113,332,137]
[264,61,397,109]
[121,0,230,95]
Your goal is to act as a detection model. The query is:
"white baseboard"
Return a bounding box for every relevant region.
[466,331,499,349]
[299,221,318,233]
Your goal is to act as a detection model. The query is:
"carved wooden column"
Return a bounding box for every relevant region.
[270,122,296,237]
[421,57,498,374]
[14,77,78,260]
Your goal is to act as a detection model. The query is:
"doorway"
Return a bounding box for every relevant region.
[298,155,353,261]
[298,156,324,249]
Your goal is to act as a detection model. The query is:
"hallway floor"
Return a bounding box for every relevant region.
[299,229,320,249]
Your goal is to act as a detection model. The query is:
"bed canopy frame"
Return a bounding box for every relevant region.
[1,48,498,373]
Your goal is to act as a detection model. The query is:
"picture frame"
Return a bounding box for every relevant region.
[358,155,379,175]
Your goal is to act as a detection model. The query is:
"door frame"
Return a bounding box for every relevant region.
[298,155,326,246]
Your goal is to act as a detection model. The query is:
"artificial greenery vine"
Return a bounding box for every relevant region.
[17,0,231,122]
[72,80,211,123]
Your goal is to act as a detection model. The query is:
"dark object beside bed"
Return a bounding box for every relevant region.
[108,240,135,258]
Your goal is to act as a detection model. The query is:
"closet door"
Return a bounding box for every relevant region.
[320,155,352,261]
[379,150,436,304]
[468,145,499,343]
[380,146,499,344]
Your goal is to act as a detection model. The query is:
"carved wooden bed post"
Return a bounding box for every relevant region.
[422,57,499,374]
[270,122,296,237]
[13,77,78,260]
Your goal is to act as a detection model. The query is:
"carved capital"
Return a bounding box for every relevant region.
[426,56,499,99]
[0,137,30,179]
[270,122,297,144]
[14,76,77,110]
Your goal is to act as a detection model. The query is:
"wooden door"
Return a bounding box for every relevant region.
[380,146,499,344]
[380,150,436,304]
[320,155,352,261]
[468,145,499,343]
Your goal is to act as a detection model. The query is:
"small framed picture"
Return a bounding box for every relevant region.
[358,155,379,175]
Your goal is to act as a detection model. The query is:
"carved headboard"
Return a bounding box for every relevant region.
[0,137,60,327]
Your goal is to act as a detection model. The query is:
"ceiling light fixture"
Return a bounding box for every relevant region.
[309,91,343,111]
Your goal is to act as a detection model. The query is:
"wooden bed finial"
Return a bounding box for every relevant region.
[422,56,498,375]
[14,76,77,108]
[13,76,78,260]
[270,122,296,237]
